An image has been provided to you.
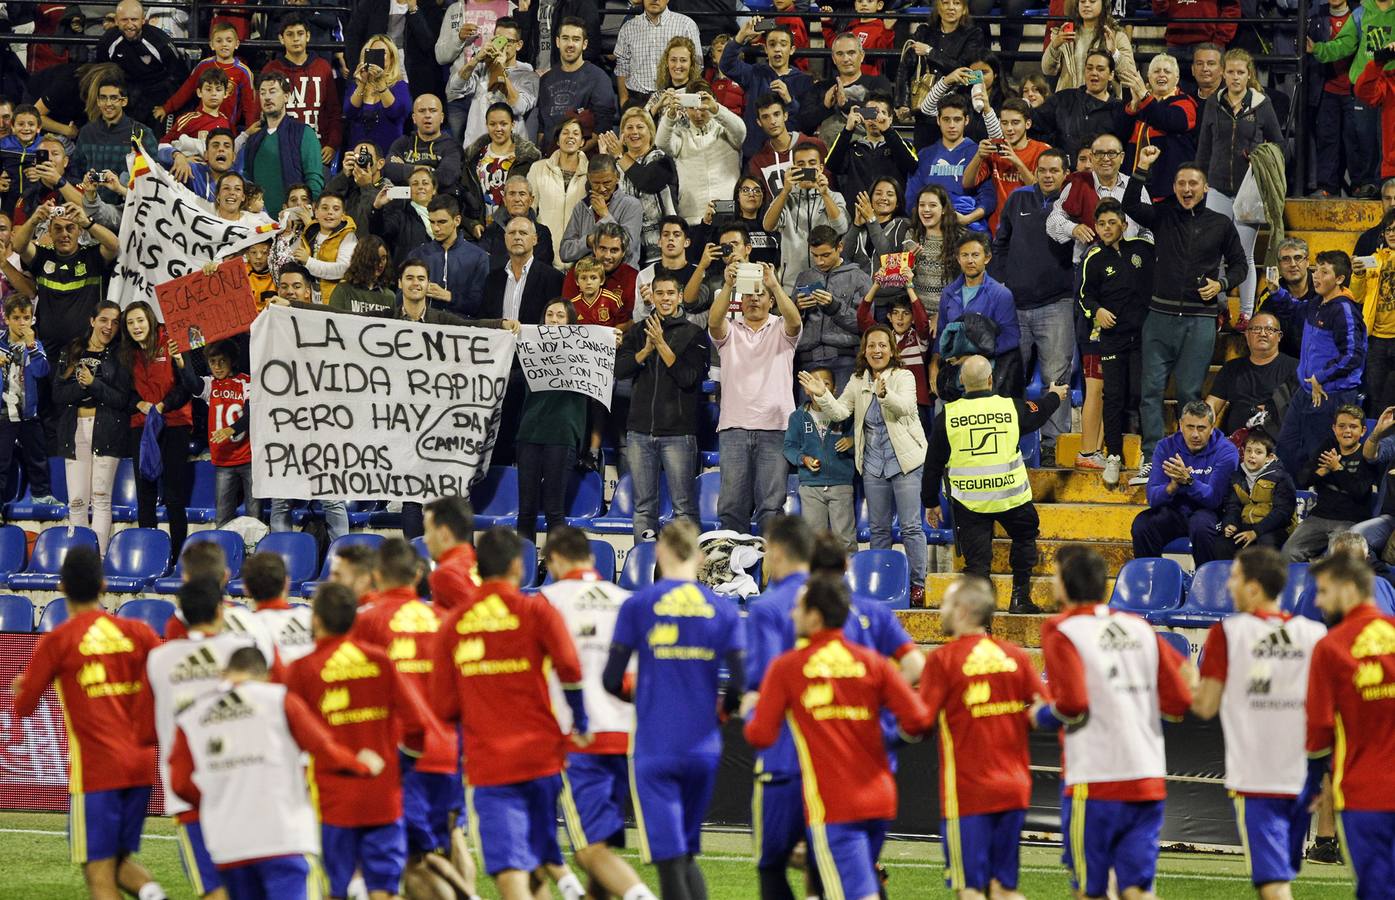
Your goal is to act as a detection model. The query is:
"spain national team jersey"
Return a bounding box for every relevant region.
[920,634,1045,817]
[569,288,628,327]
[13,609,162,794]
[1306,603,1395,812]
[429,544,481,613]
[612,578,743,758]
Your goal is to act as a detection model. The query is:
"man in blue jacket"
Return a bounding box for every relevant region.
[931,233,1022,398]
[410,194,490,318]
[720,20,813,160]
[1131,400,1240,559]
[1263,250,1367,477]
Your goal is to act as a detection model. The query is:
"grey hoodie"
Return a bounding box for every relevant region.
[793,260,870,365]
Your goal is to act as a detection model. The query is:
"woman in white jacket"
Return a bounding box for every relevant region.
[798,325,928,601]
[527,118,589,271]
[654,82,746,225]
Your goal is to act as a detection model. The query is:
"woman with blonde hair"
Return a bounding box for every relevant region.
[598,107,679,266]
[646,36,701,117]
[344,35,412,153]
[529,117,589,270]
[1195,47,1283,321]
[797,325,929,604]
[1041,0,1136,92]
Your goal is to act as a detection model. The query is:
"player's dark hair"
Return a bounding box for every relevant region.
[375,537,421,587]
[424,495,474,543]
[3,293,32,317]
[1093,198,1125,222]
[1311,550,1375,599]
[60,546,102,604]
[427,194,461,218]
[334,542,376,581]
[802,573,851,628]
[226,645,268,676]
[808,224,841,250]
[765,515,814,564]
[476,527,523,580]
[1315,250,1353,288]
[544,525,593,569]
[937,93,971,116]
[808,532,848,576]
[314,582,359,635]
[658,520,699,562]
[1234,546,1286,601]
[178,576,224,627]
[181,540,228,586]
[1056,544,1107,604]
[242,551,288,603]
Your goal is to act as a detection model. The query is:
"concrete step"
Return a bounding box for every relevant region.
[924,572,1118,610]
[1281,230,1364,258]
[1284,197,1382,231]
[1028,468,1146,504]
[898,609,1048,648]
[1056,432,1142,470]
[968,537,1135,577]
[1031,503,1139,542]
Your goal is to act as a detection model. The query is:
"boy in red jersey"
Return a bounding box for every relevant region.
[561,227,639,326]
[353,537,479,900]
[1306,551,1395,900]
[162,68,233,144]
[843,0,894,77]
[429,527,590,900]
[921,576,1046,899]
[11,547,169,900]
[1034,544,1194,900]
[566,255,630,328]
[423,495,481,613]
[286,583,448,900]
[175,340,252,526]
[745,573,931,900]
[154,23,257,131]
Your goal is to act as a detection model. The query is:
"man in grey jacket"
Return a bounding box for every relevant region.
[561,155,645,266]
[762,141,848,293]
[792,225,866,392]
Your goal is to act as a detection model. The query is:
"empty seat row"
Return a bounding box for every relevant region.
[5,458,222,524]
[0,595,176,634]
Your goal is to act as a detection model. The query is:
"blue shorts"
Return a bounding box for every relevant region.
[1339,810,1395,900]
[467,775,565,876]
[753,773,805,869]
[1234,794,1308,886]
[321,821,406,896]
[400,751,459,855]
[1060,795,1163,898]
[175,819,222,896]
[943,809,1026,892]
[68,786,149,864]
[219,854,325,900]
[630,752,719,863]
[561,753,628,851]
[808,820,886,900]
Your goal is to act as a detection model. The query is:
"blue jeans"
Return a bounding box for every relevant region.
[1353,98,1383,190]
[1316,90,1363,193]
[717,429,788,533]
[214,463,256,526]
[1278,386,1359,478]
[446,96,471,142]
[863,465,926,583]
[1353,514,1395,559]
[626,431,698,540]
[1017,297,1076,450]
[1140,311,1217,459]
[270,499,348,541]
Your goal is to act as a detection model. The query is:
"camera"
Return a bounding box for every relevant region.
[754,18,777,32]
[86,170,99,183]
[356,148,373,169]
[793,167,818,183]
[712,199,736,216]
[719,243,735,259]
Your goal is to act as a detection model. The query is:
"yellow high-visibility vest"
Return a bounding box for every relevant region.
[944,394,1031,513]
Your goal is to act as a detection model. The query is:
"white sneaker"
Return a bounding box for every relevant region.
[1103,455,1122,487]
[1129,462,1152,486]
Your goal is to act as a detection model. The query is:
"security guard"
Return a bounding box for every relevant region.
[923,356,1066,613]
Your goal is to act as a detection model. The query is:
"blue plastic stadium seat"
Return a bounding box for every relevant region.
[0,524,27,580]
[535,471,605,530]
[1152,560,1234,627]
[38,598,68,632]
[697,471,721,532]
[301,533,387,596]
[117,597,177,635]
[698,402,721,467]
[470,466,520,528]
[1158,629,1191,662]
[1161,537,1193,555]
[347,501,381,527]
[5,526,99,591]
[110,459,140,523]
[620,542,657,591]
[926,496,954,545]
[1108,558,1185,616]
[855,493,940,545]
[590,474,673,535]
[1019,429,1041,469]
[176,460,218,524]
[848,549,910,609]
[1279,563,1310,617]
[103,528,172,592]
[411,536,430,560]
[542,538,618,585]
[0,594,34,632]
[149,530,246,594]
[227,531,320,597]
[1378,579,1395,617]
[6,456,69,520]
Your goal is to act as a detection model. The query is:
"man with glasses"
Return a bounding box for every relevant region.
[76,74,158,190]
[1206,311,1300,438]
[1047,133,1151,265]
[1261,238,1316,359]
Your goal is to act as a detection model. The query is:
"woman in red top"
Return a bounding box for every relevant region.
[121,302,193,561]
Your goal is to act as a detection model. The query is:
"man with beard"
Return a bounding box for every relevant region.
[537,18,617,152]
[386,94,464,194]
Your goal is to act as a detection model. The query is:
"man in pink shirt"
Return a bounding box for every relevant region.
[708,256,802,532]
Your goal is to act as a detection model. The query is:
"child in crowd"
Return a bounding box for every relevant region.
[243,182,265,215]
[783,367,856,551]
[1211,430,1295,561]
[567,255,625,327]
[295,192,357,305]
[860,285,932,434]
[0,106,43,208]
[1078,199,1153,487]
[703,35,746,115]
[162,68,233,144]
[845,0,894,77]
[904,94,995,232]
[154,22,258,131]
[0,294,55,506]
[245,239,276,310]
[176,340,253,527]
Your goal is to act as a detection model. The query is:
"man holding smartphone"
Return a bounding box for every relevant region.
[763,142,847,293]
[824,93,915,208]
[721,20,814,159]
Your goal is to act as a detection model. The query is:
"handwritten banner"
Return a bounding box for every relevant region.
[250,305,516,501]
[515,324,617,409]
[155,258,258,352]
[107,150,269,319]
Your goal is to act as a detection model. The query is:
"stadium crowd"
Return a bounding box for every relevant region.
[5,0,1395,897]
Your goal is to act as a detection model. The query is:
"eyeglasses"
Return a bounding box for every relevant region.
[1091,149,1122,159]
[1246,326,1280,335]
[739,186,764,195]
